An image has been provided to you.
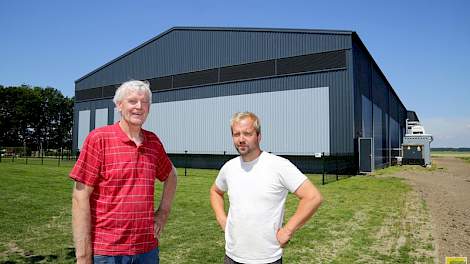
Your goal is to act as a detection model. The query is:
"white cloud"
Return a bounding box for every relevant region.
[420,117,470,148]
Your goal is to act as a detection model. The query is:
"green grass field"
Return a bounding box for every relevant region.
[431,151,470,163]
[0,162,434,263]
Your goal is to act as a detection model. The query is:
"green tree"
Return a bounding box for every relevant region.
[0,85,74,151]
[0,85,35,147]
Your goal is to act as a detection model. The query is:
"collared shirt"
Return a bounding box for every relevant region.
[70,122,173,255]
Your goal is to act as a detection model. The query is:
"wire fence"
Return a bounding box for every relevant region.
[318,153,356,185]
[0,149,356,185]
[0,147,78,167]
[171,151,356,185]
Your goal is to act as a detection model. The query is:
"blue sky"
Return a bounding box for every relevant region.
[1,0,469,147]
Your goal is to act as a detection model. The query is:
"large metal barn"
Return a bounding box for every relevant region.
[73,27,413,173]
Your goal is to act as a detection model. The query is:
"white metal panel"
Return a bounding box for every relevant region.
[78,110,91,150]
[144,87,329,155]
[95,108,108,129]
[114,107,120,123]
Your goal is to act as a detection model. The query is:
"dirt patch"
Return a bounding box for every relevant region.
[391,157,470,263]
[0,242,25,258]
[360,184,437,263]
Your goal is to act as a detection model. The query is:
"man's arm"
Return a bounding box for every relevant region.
[155,166,178,240]
[210,184,227,231]
[277,179,323,247]
[72,181,94,264]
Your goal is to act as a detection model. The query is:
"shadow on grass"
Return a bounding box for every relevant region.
[0,247,75,264]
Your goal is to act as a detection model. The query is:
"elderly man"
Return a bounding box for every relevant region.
[210,112,323,264]
[71,80,177,264]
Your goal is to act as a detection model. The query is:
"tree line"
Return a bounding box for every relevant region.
[0,84,74,153]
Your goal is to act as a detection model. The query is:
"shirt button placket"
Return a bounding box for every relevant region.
[134,145,140,177]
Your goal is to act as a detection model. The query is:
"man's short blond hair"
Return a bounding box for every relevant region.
[230,112,261,135]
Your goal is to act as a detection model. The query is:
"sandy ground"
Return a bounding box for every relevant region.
[392,157,470,263]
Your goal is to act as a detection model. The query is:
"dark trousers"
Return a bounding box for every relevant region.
[224,255,282,264]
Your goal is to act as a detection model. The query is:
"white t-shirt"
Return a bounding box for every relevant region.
[215,151,307,264]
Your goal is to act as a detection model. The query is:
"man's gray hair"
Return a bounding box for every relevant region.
[230,112,261,135]
[113,80,152,105]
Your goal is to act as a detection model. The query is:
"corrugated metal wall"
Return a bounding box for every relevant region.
[77,110,90,150]
[76,28,351,90]
[73,28,356,156]
[75,68,354,155]
[72,28,411,173]
[143,87,329,155]
[73,99,114,150]
[352,39,407,169]
[94,108,108,129]
[148,69,354,156]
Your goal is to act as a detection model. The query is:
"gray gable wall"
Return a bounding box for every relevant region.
[75,27,352,90]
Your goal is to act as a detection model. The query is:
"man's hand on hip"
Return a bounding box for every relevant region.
[276,227,293,248]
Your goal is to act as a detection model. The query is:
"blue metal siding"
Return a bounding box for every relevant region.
[71,28,412,174]
[352,40,407,169]
[72,99,115,150]
[76,29,351,90]
[329,65,354,155]
[94,108,108,129]
[73,70,354,154]
[150,70,354,155]
[144,87,330,155]
[77,110,90,150]
[73,28,357,159]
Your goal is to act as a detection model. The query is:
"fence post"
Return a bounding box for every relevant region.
[336,154,339,181]
[184,150,188,177]
[41,149,44,165]
[57,149,61,167]
[322,152,325,185]
[25,155,28,165]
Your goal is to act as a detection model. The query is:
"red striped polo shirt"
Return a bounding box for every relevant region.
[70,122,173,255]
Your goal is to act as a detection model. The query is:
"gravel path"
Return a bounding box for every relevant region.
[393,157,470,263]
